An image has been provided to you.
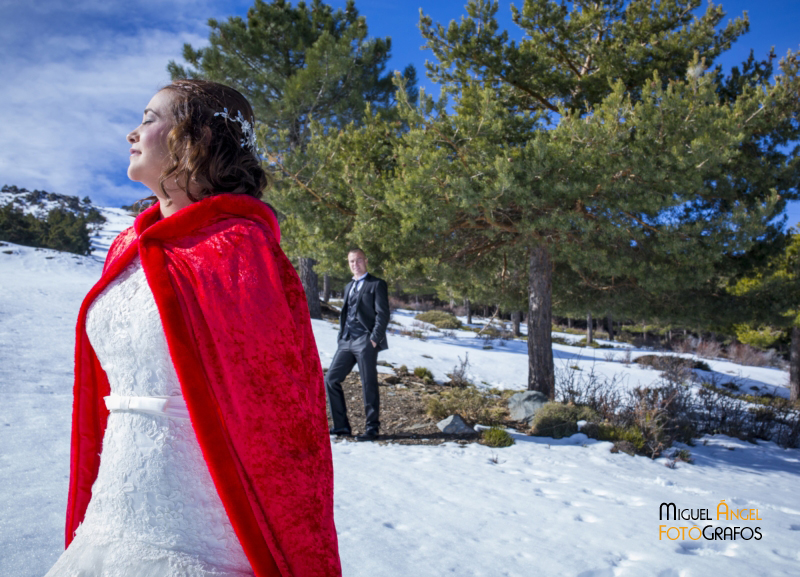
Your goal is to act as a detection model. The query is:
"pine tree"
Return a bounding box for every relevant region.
[383,0,799,397]
[169,0,417,316]
[730,232,800,402]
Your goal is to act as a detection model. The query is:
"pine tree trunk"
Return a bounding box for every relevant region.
[791,326,800,403]
[465,298,472,325]
[512,311,522,337]
[526,244,555,398]
[586,312,593,344]
[322,272,331,303]
[567,317,573,329]
[606,313,613,341]
[299,257,322,319]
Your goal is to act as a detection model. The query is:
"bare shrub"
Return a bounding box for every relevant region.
[696,339,723,360]
[603,351,617,362]
[398,328,426,340]
[620,385,697,457]
[633,355,710,383]
[447,353,472,387]
[555,363,800,452]
[556,366,624,420]
[727,343,784,369]
[695,380,800,447]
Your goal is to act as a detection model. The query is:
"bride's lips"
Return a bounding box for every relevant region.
[130,148,141,157]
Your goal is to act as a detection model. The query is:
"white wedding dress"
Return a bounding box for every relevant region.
[45,257,254,577]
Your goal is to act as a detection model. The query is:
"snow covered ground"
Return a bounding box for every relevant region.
[2,211,800,577]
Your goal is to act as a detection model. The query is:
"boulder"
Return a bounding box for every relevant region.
[437,415,475,435]
[508,390,549,424]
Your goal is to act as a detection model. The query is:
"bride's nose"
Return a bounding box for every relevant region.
[127,130,138,143]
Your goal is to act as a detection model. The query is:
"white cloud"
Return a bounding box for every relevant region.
[0,2,219,206]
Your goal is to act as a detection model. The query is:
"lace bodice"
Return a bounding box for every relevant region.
[46,256,252,577]
[85,256,182,398]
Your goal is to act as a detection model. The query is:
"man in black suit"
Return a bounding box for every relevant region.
[325,248,389,441]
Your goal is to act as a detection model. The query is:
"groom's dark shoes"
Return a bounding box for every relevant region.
[355,429,378,442]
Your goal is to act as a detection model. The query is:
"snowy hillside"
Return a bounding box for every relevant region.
[2,211,800,577]
[1,186,99,219]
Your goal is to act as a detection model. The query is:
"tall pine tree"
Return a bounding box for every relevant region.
[399,0,800,397]
[168,0,417,316]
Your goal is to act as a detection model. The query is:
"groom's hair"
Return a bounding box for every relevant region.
[347,247,366,258]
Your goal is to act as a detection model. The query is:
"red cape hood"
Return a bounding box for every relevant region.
[67,194,341,577]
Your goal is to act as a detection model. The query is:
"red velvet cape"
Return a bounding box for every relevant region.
[66,194,342,577]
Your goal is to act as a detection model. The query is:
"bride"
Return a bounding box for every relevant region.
[45,80,342,577]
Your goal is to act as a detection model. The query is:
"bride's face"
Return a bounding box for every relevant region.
[126,90,174,193]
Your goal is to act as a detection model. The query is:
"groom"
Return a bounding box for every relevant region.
[325,248,389,441]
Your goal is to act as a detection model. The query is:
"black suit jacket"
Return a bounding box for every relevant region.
[338,273,389,351]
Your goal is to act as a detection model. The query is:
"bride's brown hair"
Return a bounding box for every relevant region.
[158,79,269,202]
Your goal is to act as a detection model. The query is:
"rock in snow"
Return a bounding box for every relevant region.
[437,415,474,434]
[507,390,548,424]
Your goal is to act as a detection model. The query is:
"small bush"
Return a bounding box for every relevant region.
[396,365,409,377]
[426,387,507,426]
[575,338,613,349]
[482,426,515,448]
[733,324,782,350]
[415,310,463,329]
[634,355,710,373]
[529,403,599,439]
[413,366,434,381]
[591,424,647,452]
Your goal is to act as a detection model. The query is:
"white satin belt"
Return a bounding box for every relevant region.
[104,395,190,420]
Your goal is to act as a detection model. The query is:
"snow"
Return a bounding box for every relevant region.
[2,212,800,576]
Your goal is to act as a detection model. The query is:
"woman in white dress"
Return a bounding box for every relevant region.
[45,80,342,577]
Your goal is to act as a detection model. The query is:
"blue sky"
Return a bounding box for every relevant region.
[1,0,798,223]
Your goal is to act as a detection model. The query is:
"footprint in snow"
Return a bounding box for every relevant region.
[657,570,687,577]
[576,569,615,577]
[675,540,737,557]
[772,548,800,561]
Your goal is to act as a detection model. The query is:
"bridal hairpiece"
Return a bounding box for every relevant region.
[214,108,258,156]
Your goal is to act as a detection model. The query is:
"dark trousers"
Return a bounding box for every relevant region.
[325,335,380,433]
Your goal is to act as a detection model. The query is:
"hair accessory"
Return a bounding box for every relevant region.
[214,108,258,156]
